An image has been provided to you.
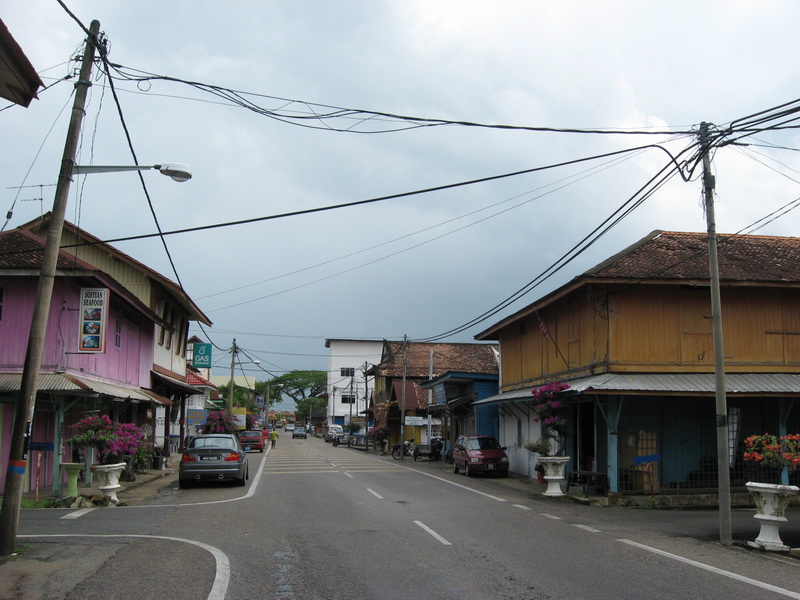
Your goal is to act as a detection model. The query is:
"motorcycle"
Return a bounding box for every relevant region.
[391,439,416,459]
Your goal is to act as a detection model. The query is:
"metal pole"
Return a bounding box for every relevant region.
[0,20,101,557]
[700,122,732,546]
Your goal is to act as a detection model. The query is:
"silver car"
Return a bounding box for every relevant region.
[179,433,249,489]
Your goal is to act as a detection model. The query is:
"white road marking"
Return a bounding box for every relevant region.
[414,520,452,545]
[619,539,800,599]
[20,533,229,600]
[367,488,384,499]
[513,504,532,510]
[60,508,96,519]
[386,461,507,502]
[540,513,562,520]
[573,524,601,533]
[344,472,354,478]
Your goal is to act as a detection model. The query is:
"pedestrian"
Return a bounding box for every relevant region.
[270,428,278,448]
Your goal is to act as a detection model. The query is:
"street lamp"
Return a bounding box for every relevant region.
[73,163,192,182]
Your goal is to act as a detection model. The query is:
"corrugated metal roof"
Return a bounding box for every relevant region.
[0,372,170,404]
[475,373,800,406]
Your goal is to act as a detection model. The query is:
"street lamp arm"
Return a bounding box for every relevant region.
[72,163,192,182]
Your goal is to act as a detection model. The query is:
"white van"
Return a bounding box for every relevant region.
[323,424,344,443]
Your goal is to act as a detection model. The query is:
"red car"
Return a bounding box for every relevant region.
[238,430,265,452]
[452,435,509,477]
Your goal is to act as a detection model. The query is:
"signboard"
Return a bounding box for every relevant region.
[633,453,661,466]
[186,409,206,426]
[233,407,247,429]
[78,288,108,353]
[405,416,425,426]
[433,384,447,405]
[192,343,212,368]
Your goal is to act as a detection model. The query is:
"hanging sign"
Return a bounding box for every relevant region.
[192,342,212,368]
[78,288,109,353]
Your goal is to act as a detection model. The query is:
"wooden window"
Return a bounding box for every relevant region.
[114,320,122,349]
[0,287,3,321]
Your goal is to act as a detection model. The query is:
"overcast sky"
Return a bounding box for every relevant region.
[4,1,800,391]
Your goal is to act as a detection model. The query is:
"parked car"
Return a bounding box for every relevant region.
[323,425,344,443]
[292,426,307,439]
[238,430,265,452]
[179,434,249,488]
[452,435,509,477]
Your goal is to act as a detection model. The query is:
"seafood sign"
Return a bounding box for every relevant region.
[78,288,108,352]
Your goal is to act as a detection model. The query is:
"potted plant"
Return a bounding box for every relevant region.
[742,433,800,551]
[524,382,570,496]
[65,414,143,503]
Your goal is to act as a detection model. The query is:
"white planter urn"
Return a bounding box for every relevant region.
[537,456,570,497]
[91,462,127,504]
[746,481,800,551]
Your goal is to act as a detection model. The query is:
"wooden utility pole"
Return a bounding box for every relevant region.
[700,121,732,546]
[0,20,101,556]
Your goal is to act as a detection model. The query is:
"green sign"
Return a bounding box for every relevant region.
[192,343,212,368]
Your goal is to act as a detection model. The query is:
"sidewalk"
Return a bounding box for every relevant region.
[17,465,179,508]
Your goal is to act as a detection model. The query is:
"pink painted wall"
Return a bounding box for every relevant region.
[0,279,153,387]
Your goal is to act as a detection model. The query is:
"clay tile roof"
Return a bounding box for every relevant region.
[586,230,800,283]
[375,342,498,378]
[0,228,95,270]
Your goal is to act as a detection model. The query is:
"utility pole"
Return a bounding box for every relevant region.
[700,121,732,546]
[0,20,101,557]
[228,338,237,412]
[400,336,408,459]
[363,362,369,450]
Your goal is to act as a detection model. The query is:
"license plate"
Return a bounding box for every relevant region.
[200,455,219,461]
[244,446,251,451]
[487,464,495,470]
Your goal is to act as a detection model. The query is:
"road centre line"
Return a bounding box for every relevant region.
[60,508,96,519]
[367,488,384,499]
[20,533,229,600]
[414,520,452,545]
[540,513,562,520]
[513,504,532,510]
[618,539,800,599]
[344,472,354,478]
[572,524,601,533]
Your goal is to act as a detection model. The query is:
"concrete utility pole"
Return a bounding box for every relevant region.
[0,20,101,557]
[700,121,732,546]
[400,336,408,459]
[228,338,238,411]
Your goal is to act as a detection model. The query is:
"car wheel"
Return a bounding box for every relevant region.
[453,461,460,474]
[465,464,471,477]
[260,447,264,453]
[500,470,509,478]
[178,478,192,489]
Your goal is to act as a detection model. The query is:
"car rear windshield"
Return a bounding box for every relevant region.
[239,431,260,437]
[467,438,501,450]
[190,437,235,449]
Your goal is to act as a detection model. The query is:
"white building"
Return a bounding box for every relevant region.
[324,339,384,427]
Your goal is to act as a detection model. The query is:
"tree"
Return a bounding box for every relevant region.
[268,371,326,404]
[295,397,327,422]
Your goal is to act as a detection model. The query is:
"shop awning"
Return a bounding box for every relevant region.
[0,372,169,404]
[474,372,800,406]
[151,370,200,393]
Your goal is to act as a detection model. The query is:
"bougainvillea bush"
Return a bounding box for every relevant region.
[202,409,240,434]
[743,433,800,475]
[65,414,143,464]
[524,382,570,456]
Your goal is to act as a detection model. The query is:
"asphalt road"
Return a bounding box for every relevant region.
[8,436,800,599]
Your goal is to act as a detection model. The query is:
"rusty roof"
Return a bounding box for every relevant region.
[586,230,800,283]
[477,230,800,340]
[0,228,96,271]
[373,341,498,378]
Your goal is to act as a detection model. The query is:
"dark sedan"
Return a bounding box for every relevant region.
[179,434,249,488]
